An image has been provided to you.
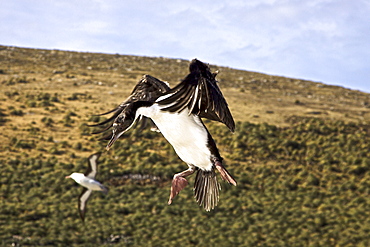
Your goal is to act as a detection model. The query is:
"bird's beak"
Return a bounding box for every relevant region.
[106,122,128,150]
[106,113,137,150]
[106,129,123,150]
[65,175,71,179]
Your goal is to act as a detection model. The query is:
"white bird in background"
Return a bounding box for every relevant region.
[65,152,108,221]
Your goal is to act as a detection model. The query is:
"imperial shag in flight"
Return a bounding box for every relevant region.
[91,59,236,211]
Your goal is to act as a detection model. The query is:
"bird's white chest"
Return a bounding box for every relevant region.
[137,105,213,170]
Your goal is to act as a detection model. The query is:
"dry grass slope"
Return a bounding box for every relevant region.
[1,45,370,246]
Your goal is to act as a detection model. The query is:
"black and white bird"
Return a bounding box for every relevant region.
[65,152,108,221]
[92,59,236,211]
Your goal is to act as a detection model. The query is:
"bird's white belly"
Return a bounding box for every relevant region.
[138,106,213,170]
[80,177,104,191]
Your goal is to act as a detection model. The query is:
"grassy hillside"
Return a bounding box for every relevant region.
[1,45,370,246]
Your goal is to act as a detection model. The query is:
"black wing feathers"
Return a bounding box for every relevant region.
[89,75,170,136]
[159,82,194,113]
[90,59,234,137]
[158,59,235,132]
[126,74,170,103]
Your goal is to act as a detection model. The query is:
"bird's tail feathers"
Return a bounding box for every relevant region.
[100,185,109,195]
[194,168,220,211]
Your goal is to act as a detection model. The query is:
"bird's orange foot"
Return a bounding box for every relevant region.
[215,161,237,186]
[168,176,188,205]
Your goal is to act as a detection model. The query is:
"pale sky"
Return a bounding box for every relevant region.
[1,0,369,92]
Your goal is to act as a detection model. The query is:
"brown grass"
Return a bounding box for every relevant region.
[1,45,369,161]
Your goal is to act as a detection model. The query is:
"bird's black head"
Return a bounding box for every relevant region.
[106,110,136,150]
[106,101,153,150]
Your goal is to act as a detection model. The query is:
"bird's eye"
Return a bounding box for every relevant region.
[116,115,125,123]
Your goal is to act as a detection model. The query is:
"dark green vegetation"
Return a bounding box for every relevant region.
[1,46,370,246]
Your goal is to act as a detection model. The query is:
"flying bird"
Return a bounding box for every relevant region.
[65,152,108,221]
[92,59,236,211]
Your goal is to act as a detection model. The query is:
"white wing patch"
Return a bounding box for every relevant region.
[79,189,92,221]
[86,153,100,178]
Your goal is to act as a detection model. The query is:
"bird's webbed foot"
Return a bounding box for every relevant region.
[168,166,196,205]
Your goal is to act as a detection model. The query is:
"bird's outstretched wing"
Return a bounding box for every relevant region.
[84,152,101,179]
[78,188,92,222]
[157,59,235,132]
[89,75,171,139]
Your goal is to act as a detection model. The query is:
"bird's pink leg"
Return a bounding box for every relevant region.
[215,161,237,186]
[168,167,196,205]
